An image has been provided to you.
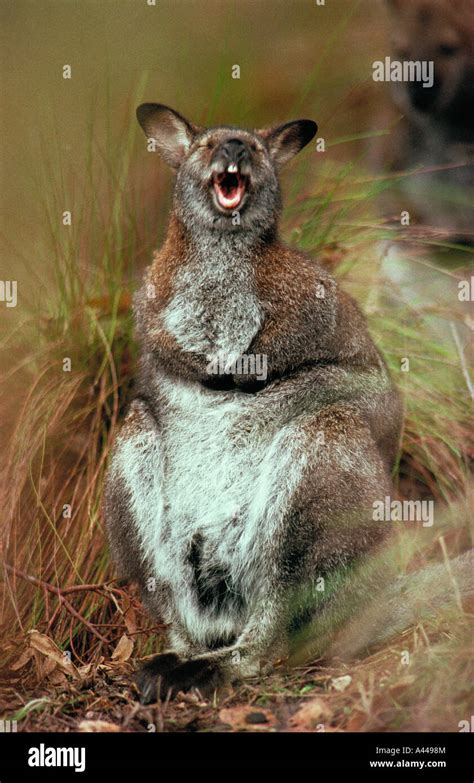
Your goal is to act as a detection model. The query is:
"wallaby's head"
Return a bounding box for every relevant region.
[136,103,317,235]
[386,0,474,121]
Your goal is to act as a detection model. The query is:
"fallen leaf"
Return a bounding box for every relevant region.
[111,635,134,662]
[345,711,368,731]
[288,697,332,731]
[78,720,121,732]
[219,705,276,731]
[37,653,58,679]
[77,663,93,678]
[28,630,80,679]
[331,675,352,692]
[46,669,68,686]
[10,647,34,671]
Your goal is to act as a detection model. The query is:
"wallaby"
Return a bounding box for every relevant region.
[104,104,470,703]
[376,0,474,243]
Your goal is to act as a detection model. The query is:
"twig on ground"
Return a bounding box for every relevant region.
[4,564,111,644]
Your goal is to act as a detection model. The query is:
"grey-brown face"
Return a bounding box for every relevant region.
[136,104,317,235]
[387,0,474,124]
[175,126,283,233]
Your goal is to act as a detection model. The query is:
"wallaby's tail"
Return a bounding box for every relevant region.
[329,549,474,660]
[288,548,473,666]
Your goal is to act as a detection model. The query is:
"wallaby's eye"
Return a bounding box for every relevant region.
[206,141,214,149]
[250,143,257,152]
[438,43,460,57]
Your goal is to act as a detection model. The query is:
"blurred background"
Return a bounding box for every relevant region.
[0,0,395,291]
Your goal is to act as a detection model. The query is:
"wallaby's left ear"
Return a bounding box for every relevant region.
[258,119,318,166]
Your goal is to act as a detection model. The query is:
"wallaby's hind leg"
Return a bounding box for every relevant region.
[104,398,162,590]
[105,398,210,697]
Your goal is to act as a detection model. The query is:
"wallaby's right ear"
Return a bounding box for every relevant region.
[136,104,200,169]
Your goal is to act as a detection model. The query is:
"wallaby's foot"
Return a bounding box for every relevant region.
[135,652,181,703]
[136,652,222,703]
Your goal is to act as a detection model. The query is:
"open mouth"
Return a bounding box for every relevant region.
[212,164,248,211]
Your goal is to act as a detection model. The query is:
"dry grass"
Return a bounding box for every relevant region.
[1,606,472,733]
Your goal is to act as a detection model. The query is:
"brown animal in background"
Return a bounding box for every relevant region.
[380,0,474,241]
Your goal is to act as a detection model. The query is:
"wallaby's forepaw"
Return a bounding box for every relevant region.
[136,652,222,703]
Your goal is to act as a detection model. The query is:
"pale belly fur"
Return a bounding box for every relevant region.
[114,372,310,643]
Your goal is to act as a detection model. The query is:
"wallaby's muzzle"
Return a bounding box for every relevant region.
[210,137,251,212]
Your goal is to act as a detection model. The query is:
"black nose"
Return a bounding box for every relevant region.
[215,138,250,166]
